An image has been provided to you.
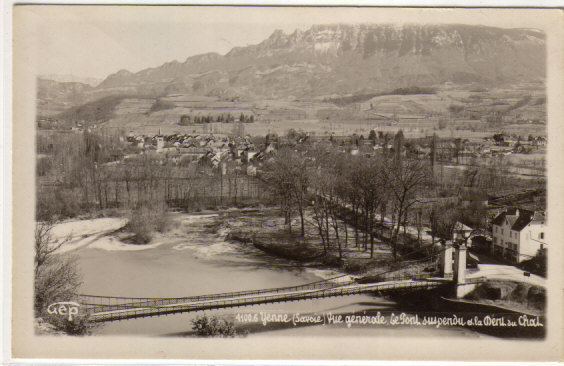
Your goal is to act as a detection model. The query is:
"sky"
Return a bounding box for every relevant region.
[14,6,554,83]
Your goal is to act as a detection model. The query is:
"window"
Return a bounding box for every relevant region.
[501,229,504,235]
[493,237,497,244]
[539,232,544,240]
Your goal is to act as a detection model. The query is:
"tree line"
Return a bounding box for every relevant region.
[179,113,254,125]
[262,137,494,262]
[36,131,268,221]
[263,143,432,261]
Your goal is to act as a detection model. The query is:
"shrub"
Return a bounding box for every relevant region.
[343,259,372,274]
[42,312,95,336]
[127,201,170,244]
[191,314,238,337]
[34,254,82,314]
[321,253,343,267]
[464,282,502,301]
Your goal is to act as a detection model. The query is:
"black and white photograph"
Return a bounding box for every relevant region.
[9,4,564,361]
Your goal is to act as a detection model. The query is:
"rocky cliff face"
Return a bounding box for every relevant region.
[65,24,549,99]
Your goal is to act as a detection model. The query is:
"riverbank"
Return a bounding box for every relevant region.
[461,280,545,316]
[45,206,395,285]
[46,204,421,280]
[221,207,402,277]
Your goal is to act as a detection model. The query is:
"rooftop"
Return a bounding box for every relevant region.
[491,207,545,232]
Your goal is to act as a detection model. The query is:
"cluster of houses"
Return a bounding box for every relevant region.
[121,130,546,173]
[125,132,276,175]
[267,131,546,161]
[421,134,545,161]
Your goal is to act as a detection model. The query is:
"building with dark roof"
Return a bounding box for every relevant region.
[491,207,546,263]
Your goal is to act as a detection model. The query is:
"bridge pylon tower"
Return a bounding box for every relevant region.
[440,241,454,280]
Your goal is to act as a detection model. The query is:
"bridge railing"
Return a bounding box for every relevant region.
[80,266,440,313]
[84,271,443,321]
[80,278,353,312]
[89,277,448,322]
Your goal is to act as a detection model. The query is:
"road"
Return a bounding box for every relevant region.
[467,264,545,287]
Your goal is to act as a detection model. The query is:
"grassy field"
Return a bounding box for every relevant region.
[57,81,546,139]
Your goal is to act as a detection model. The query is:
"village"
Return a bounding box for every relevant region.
[120,129,546,169]
[94,126,546,275]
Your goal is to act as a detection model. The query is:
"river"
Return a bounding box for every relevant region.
[64,212,479,337]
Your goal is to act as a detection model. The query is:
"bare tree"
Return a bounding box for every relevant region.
[383,158,430,259]
[350,156,385,257]
[34,222,81,315]
[291,152,310,237]
[263,147,309,235]
[429,201,459,246]
[308,147,345,258]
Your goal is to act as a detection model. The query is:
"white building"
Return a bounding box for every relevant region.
[156,136,165,151]
[491,208,546,263]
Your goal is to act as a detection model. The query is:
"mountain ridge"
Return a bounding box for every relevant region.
[39,23,546,113]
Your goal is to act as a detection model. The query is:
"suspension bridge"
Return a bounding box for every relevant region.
[77,245,484,323]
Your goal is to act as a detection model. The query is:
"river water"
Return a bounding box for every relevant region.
[70,212,477,337]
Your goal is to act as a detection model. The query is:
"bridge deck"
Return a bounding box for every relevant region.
[83,277,464,323]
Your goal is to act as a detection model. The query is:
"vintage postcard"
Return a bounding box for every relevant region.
[10,4,564,362]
